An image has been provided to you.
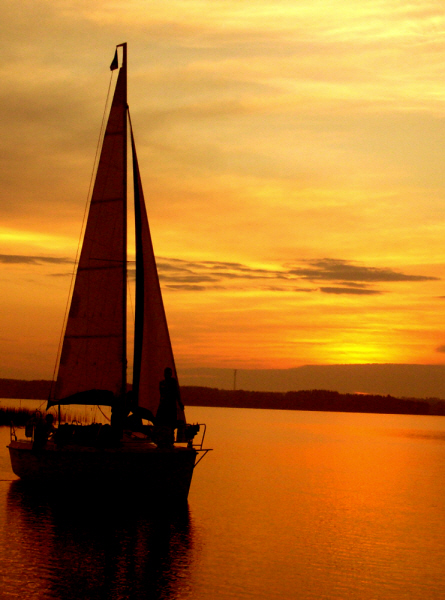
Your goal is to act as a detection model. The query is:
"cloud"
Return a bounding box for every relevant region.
[156,256,437,295]
[436,345,445,353]
[0,254,73,265]
[160,274,219,284]
[2,253,435,299]
[288,258,438,283]
[165,284,223,292]
[157,257,285,284]
[320,286,383,295]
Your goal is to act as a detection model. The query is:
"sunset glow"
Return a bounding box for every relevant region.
[2,1,445,386]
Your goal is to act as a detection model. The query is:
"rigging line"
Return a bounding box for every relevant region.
[49,70,117,401]
[126,108,137,386]
[127,108,136,362]
[97,404,111,422]
[128,262,135,324]
[127,258,135,384]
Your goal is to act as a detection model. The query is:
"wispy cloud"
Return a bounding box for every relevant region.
[157,256,437,294]
[288,258,438,283]
[320,286,383,295]
[164,283,223,292]
[0,254,73,265]
[2,252,437,297]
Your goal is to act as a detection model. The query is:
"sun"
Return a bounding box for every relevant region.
[320,342,399,365]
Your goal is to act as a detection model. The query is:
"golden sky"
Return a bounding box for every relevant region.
[2,0,445,381]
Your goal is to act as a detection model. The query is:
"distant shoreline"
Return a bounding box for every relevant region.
[1,378,444,417]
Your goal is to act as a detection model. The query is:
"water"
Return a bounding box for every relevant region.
[1,403,445,599]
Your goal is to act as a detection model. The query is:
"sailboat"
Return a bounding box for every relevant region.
[8,44,210,501]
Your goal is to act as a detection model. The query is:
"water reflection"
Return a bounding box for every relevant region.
[4,480,195,600]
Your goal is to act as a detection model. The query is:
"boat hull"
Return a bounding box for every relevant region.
[8,440,197,501]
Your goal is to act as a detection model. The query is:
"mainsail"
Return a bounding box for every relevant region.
[51,47,127,405]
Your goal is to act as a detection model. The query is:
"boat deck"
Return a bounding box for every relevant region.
[9,438,195,453]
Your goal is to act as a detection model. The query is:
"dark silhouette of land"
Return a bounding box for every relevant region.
[180,364,445,398]
[181,387,445,416]
[0,378,444,417]
[0,379,52,400]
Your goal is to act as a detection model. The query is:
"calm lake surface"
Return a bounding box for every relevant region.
[1,401,445,599]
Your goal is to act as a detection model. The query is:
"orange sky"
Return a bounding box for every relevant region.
[2,0,445,382]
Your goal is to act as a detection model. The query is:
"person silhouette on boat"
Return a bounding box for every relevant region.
[32,413,56,452]
[156,367,184,429]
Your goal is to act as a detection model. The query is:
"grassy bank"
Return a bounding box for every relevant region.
[0,406,103,427]
[0,407,34,426]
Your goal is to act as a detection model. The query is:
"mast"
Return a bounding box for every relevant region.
[120,42,128,398]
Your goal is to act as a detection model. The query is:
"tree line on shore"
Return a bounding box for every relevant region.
[1,378,445,417]
[181,387,445,415]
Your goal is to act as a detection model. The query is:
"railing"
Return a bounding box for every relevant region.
[191,423,207,450]
[190,423,212,468]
